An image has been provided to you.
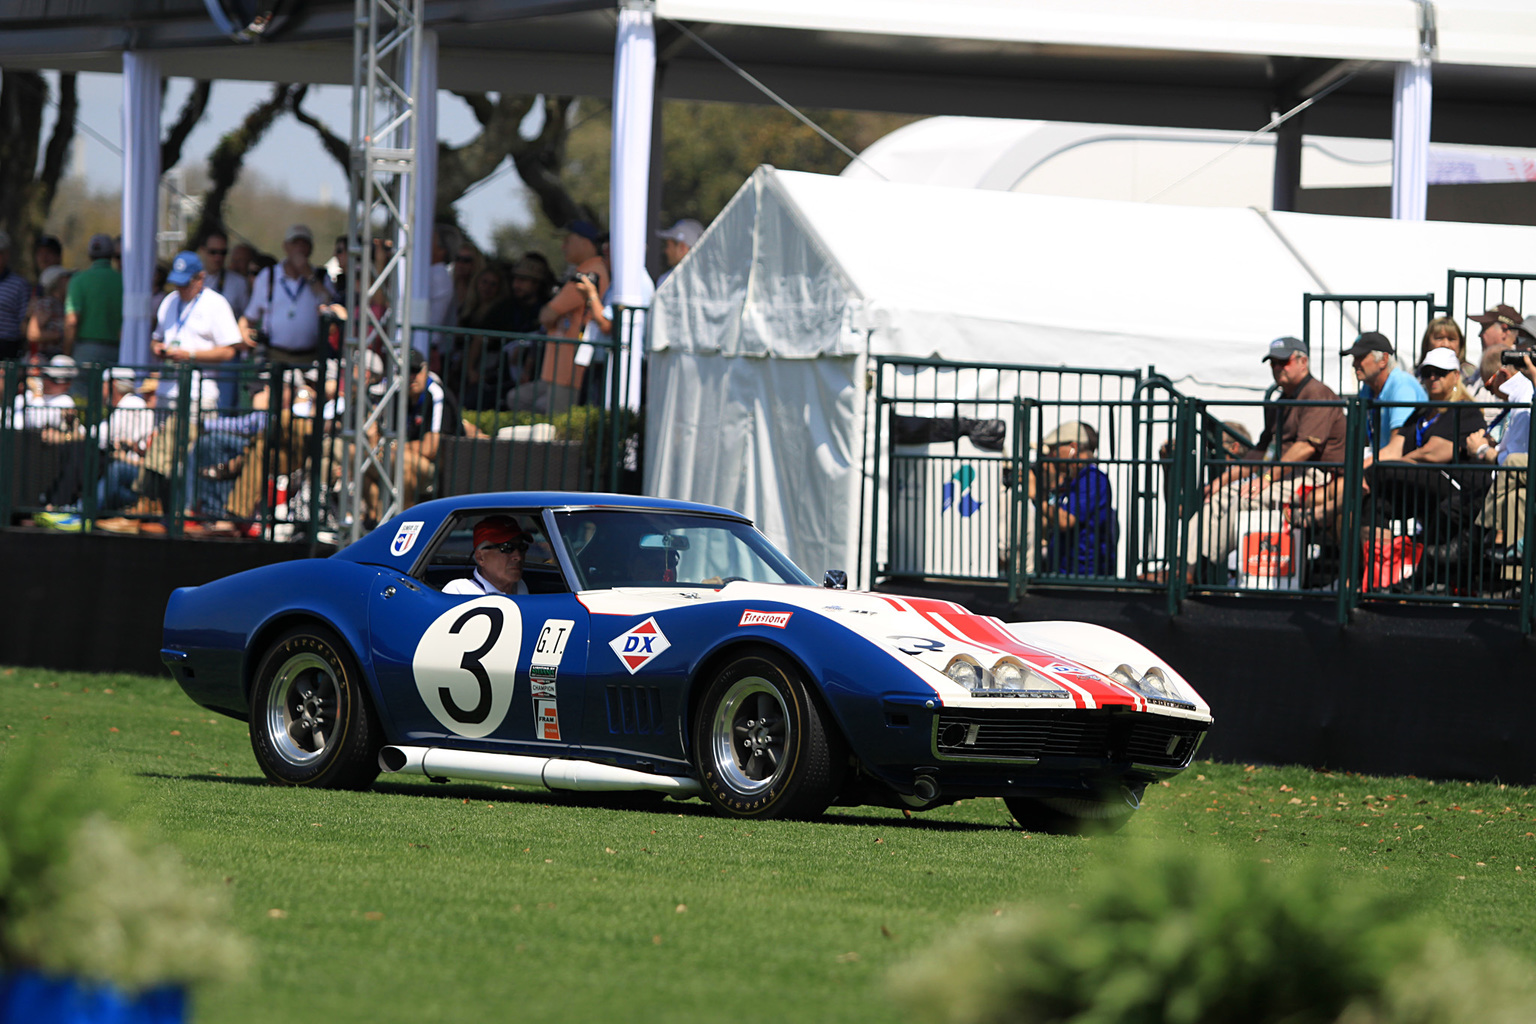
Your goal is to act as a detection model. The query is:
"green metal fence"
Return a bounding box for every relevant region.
[1301,293,1438,396]
[1,318,641,541]
[870,376,1536,628]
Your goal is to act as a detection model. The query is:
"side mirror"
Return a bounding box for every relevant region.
[823,570,847,590]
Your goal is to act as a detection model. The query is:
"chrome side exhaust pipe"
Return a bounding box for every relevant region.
[378,745,701,796]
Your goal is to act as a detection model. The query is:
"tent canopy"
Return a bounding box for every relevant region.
[654,166,1536,392]
[646,166,1536,576]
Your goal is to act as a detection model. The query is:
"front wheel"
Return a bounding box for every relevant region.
[1005,785,1144,835]
[249,624,381,789]
[693,649,842,819]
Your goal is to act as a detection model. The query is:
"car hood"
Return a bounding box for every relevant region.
[577,583,1210,720]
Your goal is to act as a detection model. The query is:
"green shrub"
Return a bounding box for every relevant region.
[892,844,1536,1024]
[0,746,248,992]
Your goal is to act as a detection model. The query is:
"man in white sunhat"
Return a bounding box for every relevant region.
[655,218,703,287]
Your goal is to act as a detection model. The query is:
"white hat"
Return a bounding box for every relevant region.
[43,354,77,380]
[39,266,69,292]
[284,224,314,244]
[1419,348,1461,373]
[107,367,137,390]
[656,218,704,247]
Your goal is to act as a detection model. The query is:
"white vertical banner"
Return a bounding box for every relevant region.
[410,29,439,358]
[1391,60,1432,221]
[121,50,162,366]
[610,0,657,411]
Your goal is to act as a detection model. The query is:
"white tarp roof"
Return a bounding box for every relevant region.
[656,0,1536,69]
[653,166,1536,397]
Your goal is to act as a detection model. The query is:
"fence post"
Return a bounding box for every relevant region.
[869,360,886,586]
[1008,399,1034,604]
[1165,397,1195,615]
[0,360,15,528]
[166,363,195,538]
[80,364,103,524]
[1336,396,1366,626]
[1521,394,1536,634]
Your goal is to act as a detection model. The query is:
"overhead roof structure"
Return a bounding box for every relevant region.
[4,1,1536,146]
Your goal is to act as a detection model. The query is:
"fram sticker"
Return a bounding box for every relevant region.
[390,521,424,556]
[609,617,671,674]
[738,609,792,628]
[535,698,561,741]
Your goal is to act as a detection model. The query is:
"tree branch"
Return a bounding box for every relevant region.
[290,84,351,173]
[453,90,494,127]
[508,96,584,227]
[161,79,212,171]
[37,72,76,217]
[196,82,294,241]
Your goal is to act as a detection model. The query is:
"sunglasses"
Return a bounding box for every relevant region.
[1418,366,1455,380]
[487,539,529,554]
[204,248,227,256]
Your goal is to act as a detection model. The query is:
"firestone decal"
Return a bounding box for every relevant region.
[738,609,792,629]
[390,521,424,557]
[609,617,671,674]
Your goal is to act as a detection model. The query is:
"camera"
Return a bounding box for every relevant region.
[572,271,599,288]
[1499,348,1533,367]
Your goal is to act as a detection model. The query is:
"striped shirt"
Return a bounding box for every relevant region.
[0,269,30,340]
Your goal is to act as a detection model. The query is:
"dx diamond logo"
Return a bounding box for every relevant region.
[608,617,672,674]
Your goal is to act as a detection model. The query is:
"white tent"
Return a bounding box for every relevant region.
[645,166,1536,580]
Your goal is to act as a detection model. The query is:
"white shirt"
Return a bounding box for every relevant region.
[101,393,153,450]
[443,568,529,596]
[153,287,242,409]
[12,390,77,430]
[1498,372,1533,463]
[205,268,251,319]
[246,264,336,352]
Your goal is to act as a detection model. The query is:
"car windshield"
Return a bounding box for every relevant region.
[553,510,814,590]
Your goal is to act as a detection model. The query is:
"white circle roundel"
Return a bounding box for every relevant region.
[411,597,522,738]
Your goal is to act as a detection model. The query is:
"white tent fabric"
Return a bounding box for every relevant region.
[646,166,1536,577]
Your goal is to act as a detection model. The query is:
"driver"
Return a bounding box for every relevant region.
[445,515,530,596]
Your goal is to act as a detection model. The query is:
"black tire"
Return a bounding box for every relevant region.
[1005,786,1144,835]
[249,624,381,790]
[693,649,843,819]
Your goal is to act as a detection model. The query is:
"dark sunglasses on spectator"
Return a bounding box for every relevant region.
[205,248,227,256]
[454,255,475,264]
[1418,366,1455,379]
[489,539,529,554]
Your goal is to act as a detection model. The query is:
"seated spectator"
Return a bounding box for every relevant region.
[502,254,555,334]
[97,367,154,514]
[444,515,530,596]
[1418,316,1475,385]
[1469,305,1524,367]
[363,349,463,524]
[26,266,70,362]
[12,355,80,439]
[1467,346,1533,564]
[1185,337,1346,580]
[16,356,87,528]
[1362,347,1489,564]
[1348,331,1426,454]
[1029,421,1117,576]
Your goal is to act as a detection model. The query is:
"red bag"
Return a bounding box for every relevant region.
[1363,536,1422,588]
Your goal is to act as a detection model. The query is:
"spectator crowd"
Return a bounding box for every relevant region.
[3,214,707,537]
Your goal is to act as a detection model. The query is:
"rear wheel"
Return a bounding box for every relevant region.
[1005,785,1144,835]
[250,624,381,789]
[693,649,842,819]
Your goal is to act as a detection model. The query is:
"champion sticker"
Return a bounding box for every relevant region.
[390,521,424,557]
[609,617,671,674]
[738,609,792,629]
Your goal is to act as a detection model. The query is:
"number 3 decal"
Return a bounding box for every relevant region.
[413,598,522,738]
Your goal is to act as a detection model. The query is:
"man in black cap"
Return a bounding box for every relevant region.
[1470,304,1525,357]
[1347,331,1426,453]
[1185,337,1347,580]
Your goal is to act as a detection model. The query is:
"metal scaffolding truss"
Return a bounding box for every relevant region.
[341,0,423,541]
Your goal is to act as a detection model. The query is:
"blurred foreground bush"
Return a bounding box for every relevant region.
[893,845,1535,1024]
[0,746,247,993]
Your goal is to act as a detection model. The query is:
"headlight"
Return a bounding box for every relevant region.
[991,659,1028,691]
[1112,663,1189,704]
[944,656,987,692]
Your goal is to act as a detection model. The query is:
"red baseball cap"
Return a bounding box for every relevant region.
[473,515,525,550]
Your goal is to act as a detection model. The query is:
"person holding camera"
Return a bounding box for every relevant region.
[239,224,338,368]
[1466,344,1535,563]
[508,220,610,415]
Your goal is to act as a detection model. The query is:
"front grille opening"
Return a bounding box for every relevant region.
[935,708,1204,767]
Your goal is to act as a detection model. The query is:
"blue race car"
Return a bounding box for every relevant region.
[162,492,1211,829]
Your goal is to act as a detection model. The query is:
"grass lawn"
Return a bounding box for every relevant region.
[3,663,1535,1023]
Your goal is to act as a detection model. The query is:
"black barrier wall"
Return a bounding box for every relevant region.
[4,530,1530,785]
[1,531,329,677]
[880,580,1536,786]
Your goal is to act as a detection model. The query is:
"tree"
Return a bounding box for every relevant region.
[0,71,76,275]
[194,83,295,243]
